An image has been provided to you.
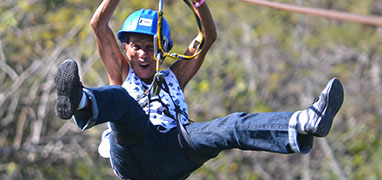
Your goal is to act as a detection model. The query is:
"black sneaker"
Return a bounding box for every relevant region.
[305,78,344,137]
[54,59,83,119]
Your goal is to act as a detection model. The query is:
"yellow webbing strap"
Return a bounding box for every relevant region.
[154,0,205,71]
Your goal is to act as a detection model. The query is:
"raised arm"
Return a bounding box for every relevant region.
[90,0,129,85]
[170,0,217,90]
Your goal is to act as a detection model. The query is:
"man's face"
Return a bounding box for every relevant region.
[124,33,156,84]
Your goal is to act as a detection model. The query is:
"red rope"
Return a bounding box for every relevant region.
[240,0,382,26]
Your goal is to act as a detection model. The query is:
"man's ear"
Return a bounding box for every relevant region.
[122,43,132,62]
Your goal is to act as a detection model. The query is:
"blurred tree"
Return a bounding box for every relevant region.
[0,0,381,179]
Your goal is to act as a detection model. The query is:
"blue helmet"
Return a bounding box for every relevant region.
[117,9,173,51]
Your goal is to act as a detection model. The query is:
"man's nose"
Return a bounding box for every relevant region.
[137,49,148,59]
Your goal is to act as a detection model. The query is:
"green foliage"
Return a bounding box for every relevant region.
[0,12,17,31]
[1,0,382,179]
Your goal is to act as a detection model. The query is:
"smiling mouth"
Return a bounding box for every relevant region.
[139,63,150,68]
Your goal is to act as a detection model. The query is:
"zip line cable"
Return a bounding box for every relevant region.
[240,0,382,26]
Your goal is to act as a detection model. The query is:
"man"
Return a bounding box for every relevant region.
[54,0,344,179]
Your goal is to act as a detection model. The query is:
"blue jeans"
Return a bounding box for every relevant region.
[73,85,313,180]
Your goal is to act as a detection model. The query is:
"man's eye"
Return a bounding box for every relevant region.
[133,45,141,50]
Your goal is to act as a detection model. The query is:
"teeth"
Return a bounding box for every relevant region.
[140,63,149,67]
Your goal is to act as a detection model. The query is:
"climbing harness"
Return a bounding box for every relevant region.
[154,0,205,64]
[143,0,207,106]
[137,0,209,165]
[146,0,206,111]
[149,0,206,95]
[137,72,208,165]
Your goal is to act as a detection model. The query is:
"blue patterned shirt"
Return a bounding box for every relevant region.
[122,67,189,132]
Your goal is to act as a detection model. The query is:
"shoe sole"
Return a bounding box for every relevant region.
[314,78,344,137]
[54,59,81,119]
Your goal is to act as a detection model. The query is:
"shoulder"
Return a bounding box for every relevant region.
[162,68,183,92]
[162,68,178,84]
[163,68,176,78]
[121,61,130,83]
[121,65,135,87]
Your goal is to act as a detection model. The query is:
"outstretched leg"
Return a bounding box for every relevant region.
[185,78,344,159]
[54,59,156,179]
[54,59,84,119]
[54,59,149,134]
